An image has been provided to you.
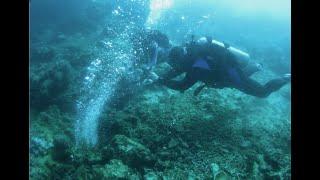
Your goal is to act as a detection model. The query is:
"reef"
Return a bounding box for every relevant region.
[30,85,290,179]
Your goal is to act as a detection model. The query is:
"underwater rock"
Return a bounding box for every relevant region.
[211,163,220,177]
[256,154,270,172]
[214,171,231,180]
[111,135,156,169]
[30,137,53,156]
[68,147,102,167]
[34,105,74,141]
[154,62,172,76]
[265,174,281,180]
[31,45,56,63]
[144,171,160,180]
[30,60,75,111]
[168,138,179,149]
[251,161,263,179]
[157,160,172,169]
[187,171,198,180]
[158,150,171,160]
[239,139,252,148]
[99,112,141,144]
[73,165,96,180]
[94,159,138,179]
[48,163,76,180]
[181,140,189,148]
[101,146,114,162]
[162,167,189,179]
[29,164,50,180]
[86,150,103,165]
[210,163,234,180]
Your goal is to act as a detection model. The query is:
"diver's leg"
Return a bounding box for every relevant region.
[242,62,263,77]
[235,77,290,98]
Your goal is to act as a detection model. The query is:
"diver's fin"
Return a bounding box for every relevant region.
[193,84,206,96]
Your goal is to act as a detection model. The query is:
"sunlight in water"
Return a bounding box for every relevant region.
[146,0,174,26]
[213,0,291,19]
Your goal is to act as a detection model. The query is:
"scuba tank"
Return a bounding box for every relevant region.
[197,37,250,68]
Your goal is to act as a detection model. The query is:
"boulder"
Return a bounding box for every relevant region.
[144,171,160,180]
[110,135,156,168]
[95,159,139,179]
[168,138,179,149]
[30,136,53,156]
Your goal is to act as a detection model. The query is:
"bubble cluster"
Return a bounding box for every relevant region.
[75,27,135,147]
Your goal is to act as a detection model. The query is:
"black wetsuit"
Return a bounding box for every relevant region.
[159,42,289,98]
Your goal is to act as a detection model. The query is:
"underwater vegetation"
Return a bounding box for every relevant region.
[30,0,291,179]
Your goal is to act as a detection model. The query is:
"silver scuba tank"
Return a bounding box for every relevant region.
[197,37,250,68]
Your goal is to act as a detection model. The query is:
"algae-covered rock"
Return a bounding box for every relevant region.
[31,45,56,64]
[214,171,232,180]
[86,149,103,165]
[49,163,76,179]
[211,162,220,177]
[30,136,53,156]
[73,165,96,180]
[30,60,75,111]
[111,134,156,169]
[29,154,52,180]
[101,146,114,162]
[162,167,189,180]
[168,138,179,149]
[251,161,263,179]
[144,171,160,180]
[94,159,138,179]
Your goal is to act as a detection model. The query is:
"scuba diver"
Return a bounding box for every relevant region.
[156,36,291,98]
[108,29,171,108]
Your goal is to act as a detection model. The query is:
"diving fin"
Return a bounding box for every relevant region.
[193,84,206,96]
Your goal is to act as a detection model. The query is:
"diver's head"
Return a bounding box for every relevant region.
[197,37,208,45]
[168,46,185,67]
[148,30,170,48]
[197,36,212,45]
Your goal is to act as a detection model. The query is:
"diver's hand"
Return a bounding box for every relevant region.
[151,41,159,49]
[141,72,161,86]
[154,77,166,85]
[149,72,159,81]
[142,79,154,86]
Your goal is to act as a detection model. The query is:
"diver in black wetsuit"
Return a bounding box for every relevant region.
[157,36,291,98]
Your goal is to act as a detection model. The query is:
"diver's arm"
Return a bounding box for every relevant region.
[155,68,183,86]
[160,68,183,81]
[160,71,198,92]
[147,41,159,69]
